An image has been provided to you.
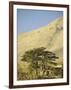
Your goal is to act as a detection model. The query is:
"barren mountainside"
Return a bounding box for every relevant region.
[18,17,63,65]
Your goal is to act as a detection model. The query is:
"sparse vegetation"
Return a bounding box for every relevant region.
[17,47,63,80]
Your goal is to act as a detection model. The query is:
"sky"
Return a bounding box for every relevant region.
[17,9,63,34]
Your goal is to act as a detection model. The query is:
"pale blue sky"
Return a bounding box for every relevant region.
[17,9,63,34]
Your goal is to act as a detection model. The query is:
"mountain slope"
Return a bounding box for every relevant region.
[17,17,63,64]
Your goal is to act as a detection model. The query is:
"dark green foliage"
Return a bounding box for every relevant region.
[18,47,63,80]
